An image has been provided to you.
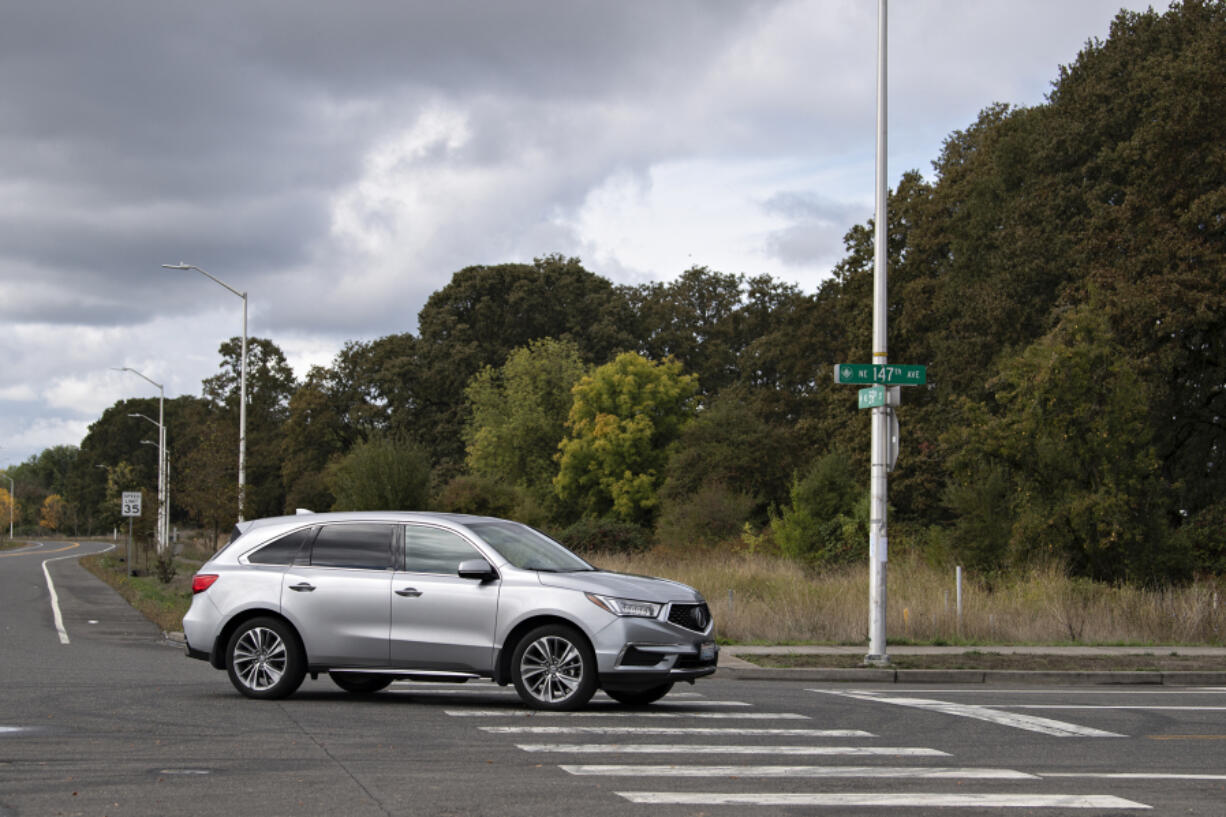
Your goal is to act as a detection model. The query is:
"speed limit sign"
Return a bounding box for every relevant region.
[121,491,142,517]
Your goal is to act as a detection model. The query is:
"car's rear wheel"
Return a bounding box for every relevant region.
[604,681,674,706]
[511,624,597,710]
[329,671,393,694]
[225,617,305,700]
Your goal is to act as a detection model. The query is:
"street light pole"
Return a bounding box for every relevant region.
[163,263,247,522]
[113,367,166,554]
[866,0,890,665]
[130,413,169,554]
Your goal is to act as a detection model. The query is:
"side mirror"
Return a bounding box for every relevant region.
[457,559,498,582]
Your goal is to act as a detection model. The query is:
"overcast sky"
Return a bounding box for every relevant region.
[1,0,1168,468]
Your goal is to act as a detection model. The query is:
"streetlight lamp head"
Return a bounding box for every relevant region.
[162,263,193,270]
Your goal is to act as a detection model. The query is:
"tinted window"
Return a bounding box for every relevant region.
[466,521,592,572]
[404,526,481,575]
[248,527,315,565]
[309,524,394,570]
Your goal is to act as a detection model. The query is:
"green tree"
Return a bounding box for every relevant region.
[326,435,431,512]
[464,338,587,506]
[947,306,1183,582]
[414,255,636,464]
[177,418,239,548]
[771,452,867,566]
[554,352,699,526]
[203,336,297,519]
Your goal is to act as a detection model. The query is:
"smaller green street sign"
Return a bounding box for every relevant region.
[834,363,927,386]
[858,385,886,410]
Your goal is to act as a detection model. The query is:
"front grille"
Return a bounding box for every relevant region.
[667,602,711,633]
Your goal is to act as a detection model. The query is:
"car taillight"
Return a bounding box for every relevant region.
[192,574,219,594]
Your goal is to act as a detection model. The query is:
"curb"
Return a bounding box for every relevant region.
[717,666,1226,685]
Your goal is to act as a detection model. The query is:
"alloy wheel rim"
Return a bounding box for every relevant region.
[520,635,583,703]
[232,627,287,691]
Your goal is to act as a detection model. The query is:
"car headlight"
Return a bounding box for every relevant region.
[585,593,662,618]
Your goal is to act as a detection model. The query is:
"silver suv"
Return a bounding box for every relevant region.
[183,511,717,709]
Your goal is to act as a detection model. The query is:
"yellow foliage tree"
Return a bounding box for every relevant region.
[40,494,67,531]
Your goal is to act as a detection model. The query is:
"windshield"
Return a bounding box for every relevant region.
[465,521,594,572]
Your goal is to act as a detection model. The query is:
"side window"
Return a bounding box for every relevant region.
[248,527,315,565]
[309,524,394,570]
[404,526,481,575]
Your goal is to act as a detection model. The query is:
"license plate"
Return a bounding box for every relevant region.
[699,641,716,662]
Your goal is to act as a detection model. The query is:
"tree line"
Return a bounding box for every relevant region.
[7,2,1224,584]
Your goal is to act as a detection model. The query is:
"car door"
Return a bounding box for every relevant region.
[280,522,395,667]
[389,524,499,672]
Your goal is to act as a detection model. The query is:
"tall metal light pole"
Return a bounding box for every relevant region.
[866,0,890,665]
[162,263,247,521]
[113,367,166,554]
[130,413,169,554]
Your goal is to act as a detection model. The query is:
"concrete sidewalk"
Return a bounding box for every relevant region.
[717,644,1226,686]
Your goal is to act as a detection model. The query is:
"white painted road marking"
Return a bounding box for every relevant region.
[1004,705,1226,711]
[563,764,1036,779]
[1044,772,1226,781]
[817,690,1126,737]
[39,542,114,645]
[518,743,946,756]
[482,725,870,736]
[615,792,1151,808]
[447,709,808,719]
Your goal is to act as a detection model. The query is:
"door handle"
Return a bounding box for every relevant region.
[395,587,423,598]
[289,582,316,592]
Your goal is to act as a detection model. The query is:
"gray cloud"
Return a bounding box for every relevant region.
[0,0,1168,466]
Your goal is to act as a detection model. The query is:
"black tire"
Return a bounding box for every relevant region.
[604,682,674,706]
[511,624,597,710]
[225,617,306,700]
[329,671,393,694]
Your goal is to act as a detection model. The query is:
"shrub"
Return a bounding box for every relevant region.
[771,453,866,566]
[656,481,756,548]
[559,517,650,555]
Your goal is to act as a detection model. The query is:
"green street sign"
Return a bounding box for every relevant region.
[834,363,927,386]
[858,385,886,410]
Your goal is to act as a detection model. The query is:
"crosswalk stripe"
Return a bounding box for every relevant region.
[615,792,1151,808]
[563,764,1036,779]
[816,690,1126,738]
[518,744,943,756]
[446,710,808,719]
[482,726,870,736]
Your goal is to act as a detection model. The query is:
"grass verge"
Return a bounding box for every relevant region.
[80,551,196,634]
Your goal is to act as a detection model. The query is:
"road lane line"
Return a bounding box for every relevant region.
[518,744,943,756]
[1005,705,1226,711]
[816,690,1126,738]
[447,710,808,719]
[615,792,1150,808]
[563,764,1036,779]
[40,542,113,645]
[1044,772,1226,781]
[482,725,871,736]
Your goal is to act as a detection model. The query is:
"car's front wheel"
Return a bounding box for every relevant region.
[329,671,393,694]
[511,624,597,710]
[604,681,674,706]
[225,617,305,700]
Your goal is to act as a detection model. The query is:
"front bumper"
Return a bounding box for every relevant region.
[592,615,718,689]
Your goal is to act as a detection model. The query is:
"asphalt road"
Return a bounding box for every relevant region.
[3,541,1226,816]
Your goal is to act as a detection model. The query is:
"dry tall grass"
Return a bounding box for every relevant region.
[590,548,1226,645]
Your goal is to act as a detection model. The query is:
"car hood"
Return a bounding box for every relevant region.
[535,570,703,603]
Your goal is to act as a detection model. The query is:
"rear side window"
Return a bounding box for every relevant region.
[310,524,394,570]
[248,527,315,565]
